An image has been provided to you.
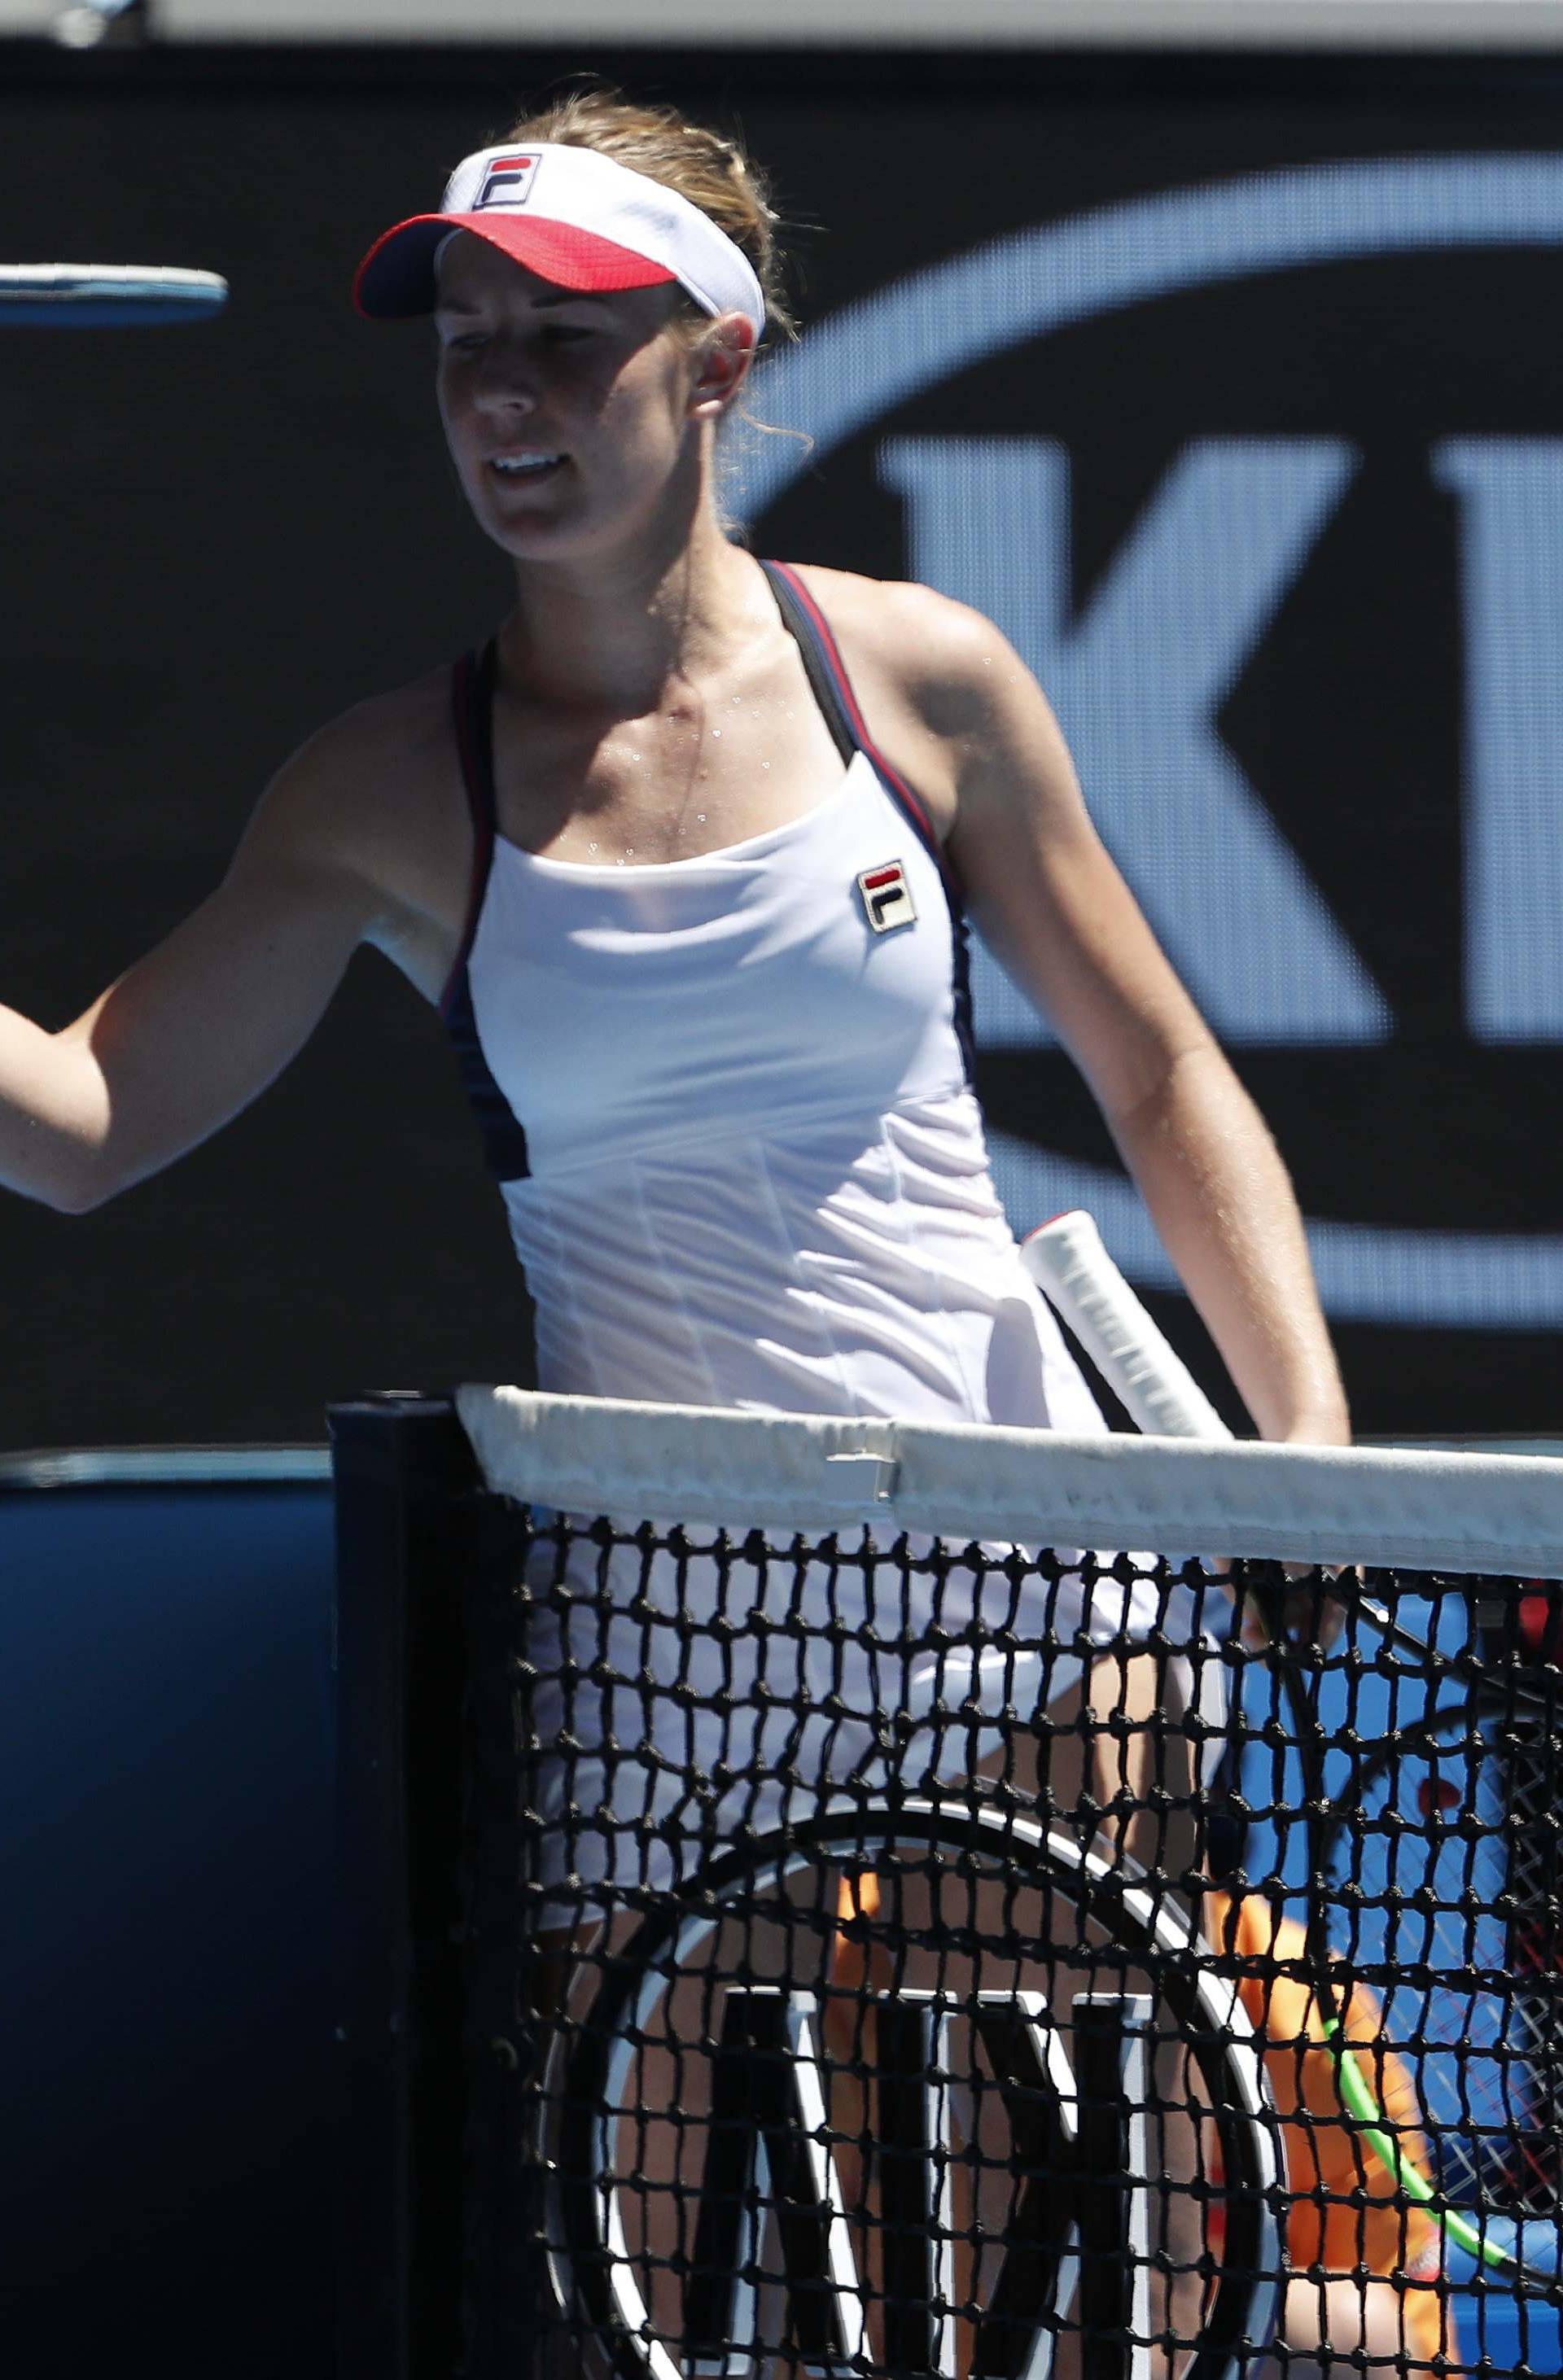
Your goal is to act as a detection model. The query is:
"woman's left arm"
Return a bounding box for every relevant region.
[935,607,1349,1449]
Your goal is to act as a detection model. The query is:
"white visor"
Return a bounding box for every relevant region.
[355,141,767,345]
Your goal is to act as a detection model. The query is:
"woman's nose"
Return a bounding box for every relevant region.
[473,343,541,412]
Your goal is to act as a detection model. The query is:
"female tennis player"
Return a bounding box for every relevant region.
[0,93,1346,1465]
[0,85,1385,2374]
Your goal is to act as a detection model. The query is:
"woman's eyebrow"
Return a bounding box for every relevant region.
[435,289,612,317]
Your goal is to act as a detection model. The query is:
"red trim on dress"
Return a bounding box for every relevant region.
[762,560,955,885]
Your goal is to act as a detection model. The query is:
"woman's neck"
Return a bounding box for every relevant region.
[497,503,771,720]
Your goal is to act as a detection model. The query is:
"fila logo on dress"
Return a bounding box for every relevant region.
[476,154,541,211]
[857,860,917,934]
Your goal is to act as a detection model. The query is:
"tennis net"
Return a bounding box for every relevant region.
[330,1389,1563,2380]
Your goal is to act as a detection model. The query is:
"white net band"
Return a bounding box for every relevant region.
[457,1385,1563,1577]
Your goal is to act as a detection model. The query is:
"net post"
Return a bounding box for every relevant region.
[328,1391,479,2380]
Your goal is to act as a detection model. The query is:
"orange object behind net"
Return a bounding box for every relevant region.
[1208,1889,1455,2369]
[831,1870,1457,2370]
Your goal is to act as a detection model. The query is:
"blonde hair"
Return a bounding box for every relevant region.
[499,87,796,347]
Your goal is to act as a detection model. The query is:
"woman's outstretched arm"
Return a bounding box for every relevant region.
[0,705,428,1214]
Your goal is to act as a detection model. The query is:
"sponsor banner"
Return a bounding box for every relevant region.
[741,146,1563,1354]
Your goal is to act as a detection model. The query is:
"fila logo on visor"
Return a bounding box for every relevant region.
[476,152,541,211]
[857,860,917,934]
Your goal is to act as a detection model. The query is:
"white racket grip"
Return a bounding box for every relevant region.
[1022,1210,1233,1443]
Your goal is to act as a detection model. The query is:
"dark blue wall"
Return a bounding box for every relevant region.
[1,1470,335,2378]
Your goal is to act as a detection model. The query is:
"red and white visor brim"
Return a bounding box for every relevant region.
[355,141,766,343]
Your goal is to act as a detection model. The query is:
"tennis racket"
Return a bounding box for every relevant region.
[1024,1210,1552,1696]
[1023,1210,1563,2299]
[0,265,228,327]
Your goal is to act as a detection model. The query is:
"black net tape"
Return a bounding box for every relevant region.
[453,1503,1563,2380]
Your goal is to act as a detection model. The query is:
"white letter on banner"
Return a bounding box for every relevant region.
[878,435,1388,1045]
[1434,440,1563,1042]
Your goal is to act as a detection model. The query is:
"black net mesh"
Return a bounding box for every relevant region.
[449,1497,1563,2380]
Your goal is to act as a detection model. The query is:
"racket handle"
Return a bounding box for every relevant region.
[1022,1210,1233,1443]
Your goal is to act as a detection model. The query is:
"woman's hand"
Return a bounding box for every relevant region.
[1234,1564,1354,1654]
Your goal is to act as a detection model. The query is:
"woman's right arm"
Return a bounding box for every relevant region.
[0,711,421,1214]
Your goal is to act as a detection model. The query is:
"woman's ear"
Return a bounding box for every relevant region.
[688,311,758,420]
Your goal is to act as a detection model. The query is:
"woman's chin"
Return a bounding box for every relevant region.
[467,464,692,568]
[479,504,595,562]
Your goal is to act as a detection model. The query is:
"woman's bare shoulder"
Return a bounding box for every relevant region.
[269,665,453,816]
[246,663,464,876]
[777,564,1020,824]
[777,563,1013,721]
[233,661,475,998]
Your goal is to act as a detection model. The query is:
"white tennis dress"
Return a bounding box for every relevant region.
[440,562,1176,1898]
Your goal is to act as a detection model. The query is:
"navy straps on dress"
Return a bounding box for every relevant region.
[440,639,499,1017]
[444,640,532,1183]
[759,562,860,772]
[760,559,974,1082]
[760,561,955,888]
[443,567,976,1186]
